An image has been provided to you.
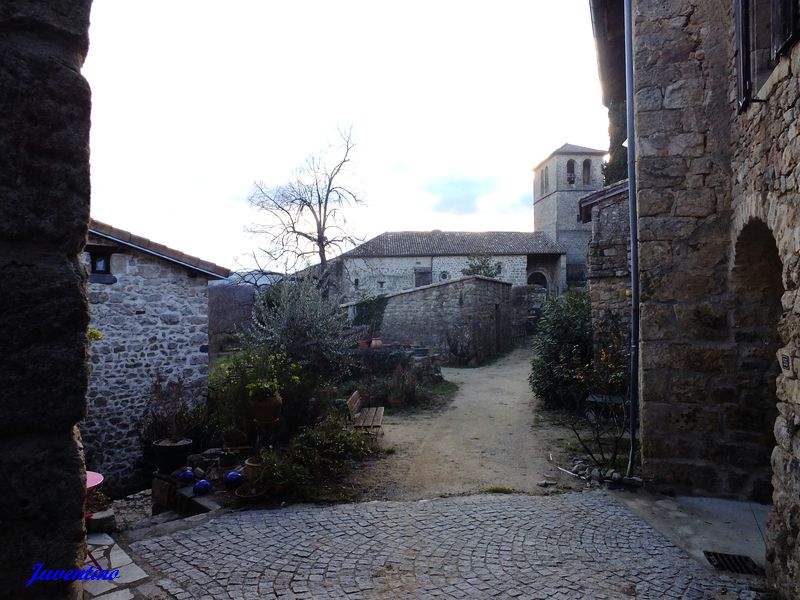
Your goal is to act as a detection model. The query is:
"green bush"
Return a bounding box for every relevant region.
[208,349,302,437]
[528,292,593,409]
[257,413,375,497]
[247,278,356,386]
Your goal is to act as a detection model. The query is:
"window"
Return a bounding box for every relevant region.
[414,268,432,287]
[440,271,450,280]
[87,248,117,284]
[377,280,385,289]
[544,166,550,193]
[582,159,592,185]
[539,171,545,196]
[353,278,359,289]
[566,160,576,184]
[736,0,799,110]
[90,251,111,274]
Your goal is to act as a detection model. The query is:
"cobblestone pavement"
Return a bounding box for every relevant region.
[130,492,764,599]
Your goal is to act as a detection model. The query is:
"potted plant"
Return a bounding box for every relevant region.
[141,371,204,475]
[246,375,282,424]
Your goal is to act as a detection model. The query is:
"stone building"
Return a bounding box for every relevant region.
[334,230,566,302]
[579,180,631,333]
[532,143,607,286]
[590,0,800,594]
[82,220,230,494]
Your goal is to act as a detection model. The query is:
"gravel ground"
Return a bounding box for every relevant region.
[348,348,581,500]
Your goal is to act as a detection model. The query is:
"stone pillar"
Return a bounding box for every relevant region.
[0,1,92,598]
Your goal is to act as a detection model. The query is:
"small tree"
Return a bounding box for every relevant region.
[461,247,502,278]
[248,129,361,295]
[247,277,355,384]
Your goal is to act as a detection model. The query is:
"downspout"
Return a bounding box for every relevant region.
[624,0,640,478]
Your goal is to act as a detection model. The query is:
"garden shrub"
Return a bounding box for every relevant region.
[247,278,356,386]
[208,349,304,439]
[528,292,593,409]
[257,412,375,497]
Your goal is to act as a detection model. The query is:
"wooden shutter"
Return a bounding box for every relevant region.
[736,0,751,111]
[773,0,799,58]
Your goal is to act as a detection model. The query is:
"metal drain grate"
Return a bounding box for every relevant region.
[703,551,765,576]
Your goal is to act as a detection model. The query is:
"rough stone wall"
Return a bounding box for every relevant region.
[634,0,736,497]
[377,277,512,365]
[340,255,528,301]
[587,190,631,334]
[728,27,800,599]
[82,238,212,495]
[0,2,92,597]
[632,0,800,595]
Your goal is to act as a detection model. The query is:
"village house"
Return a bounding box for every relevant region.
[333,230,567,302]
[590,0,800,595]
[82,220,230,494]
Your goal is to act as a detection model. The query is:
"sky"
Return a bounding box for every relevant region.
[83,1,609,272]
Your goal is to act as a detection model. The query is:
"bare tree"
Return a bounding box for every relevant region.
[248,130,362,292]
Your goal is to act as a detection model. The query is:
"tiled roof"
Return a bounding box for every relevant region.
[342,231,565,258]
[89,219,231,279]
[533,142,607,170]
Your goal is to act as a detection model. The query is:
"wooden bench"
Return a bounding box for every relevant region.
[346,391,384,435]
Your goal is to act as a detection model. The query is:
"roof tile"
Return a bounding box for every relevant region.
[342,231,565,258]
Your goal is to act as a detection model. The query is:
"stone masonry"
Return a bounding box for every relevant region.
[533,144,606,286]
[363,276,513,365]
[341,254,529,300]
[0,1,92,598]
[580,180,632,335]
[621,0,800,595]
[82,229,227,495]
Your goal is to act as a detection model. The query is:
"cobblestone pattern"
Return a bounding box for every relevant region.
[131,493,760,599]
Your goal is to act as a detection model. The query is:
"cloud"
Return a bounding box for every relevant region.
[425,176,497,214]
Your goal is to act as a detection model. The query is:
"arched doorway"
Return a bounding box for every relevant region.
[729,219,784,503]
[527,271,548,291]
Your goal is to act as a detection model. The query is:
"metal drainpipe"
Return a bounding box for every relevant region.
[624,0,640,478]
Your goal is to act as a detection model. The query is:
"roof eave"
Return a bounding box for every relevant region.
[89,228,230,279]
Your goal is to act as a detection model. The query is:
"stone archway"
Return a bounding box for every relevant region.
[527,270,549,291]
[728,218,784,503]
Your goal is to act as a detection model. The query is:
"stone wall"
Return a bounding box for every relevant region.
[586,186,631,334]
[340,254,529,301]
[631,0,800,595]
[728,28,800,599]
[375,276,512,365]
[0,1,92,597]
[82,238,213,495]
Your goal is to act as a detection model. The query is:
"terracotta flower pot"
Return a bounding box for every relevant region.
[249,395,282,423]
[244,456,265,482]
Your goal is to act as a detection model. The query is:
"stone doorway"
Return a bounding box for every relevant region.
[728,219,784,504]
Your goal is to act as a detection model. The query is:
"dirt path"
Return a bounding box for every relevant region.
[349,348,579,500]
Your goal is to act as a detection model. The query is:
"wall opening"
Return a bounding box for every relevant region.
[566,159,576,184]
[729,218,784,503]
[527,271,548,291]
[582,159,592,185]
